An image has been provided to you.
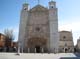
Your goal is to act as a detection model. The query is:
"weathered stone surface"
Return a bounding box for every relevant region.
[18,1,59,53]
[59,31,74,53]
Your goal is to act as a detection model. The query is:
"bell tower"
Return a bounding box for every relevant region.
[49,0,59,53]
[18,3,29,52]
[49,0,56,9]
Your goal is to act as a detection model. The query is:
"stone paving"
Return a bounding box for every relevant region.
[0,53,80,59]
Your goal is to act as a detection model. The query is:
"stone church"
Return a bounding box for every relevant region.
[59,31,74,53]
[18,0,59,53]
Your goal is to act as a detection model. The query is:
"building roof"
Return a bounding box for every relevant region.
[59,31,71,33]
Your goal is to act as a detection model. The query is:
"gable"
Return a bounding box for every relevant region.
[29,5,48,12]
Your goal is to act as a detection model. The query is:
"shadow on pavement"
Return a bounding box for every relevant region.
[60,57,80,59]
[74,53,80,57]
[60,53,80,59]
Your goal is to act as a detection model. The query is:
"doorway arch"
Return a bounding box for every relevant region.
[27,37,47,53]
[35,45,41,53]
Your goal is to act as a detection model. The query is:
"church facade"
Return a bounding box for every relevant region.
[18,1,59,53]
[59,31,74,53]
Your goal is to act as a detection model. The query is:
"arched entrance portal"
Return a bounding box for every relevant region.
[64,48,69,53]
[27,37,47,53]
[35,46,41,53]
[65,48,68,53]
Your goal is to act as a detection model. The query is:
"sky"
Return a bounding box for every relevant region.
[0,0,80,45]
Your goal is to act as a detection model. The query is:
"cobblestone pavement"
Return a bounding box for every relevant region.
[0,53,80,59]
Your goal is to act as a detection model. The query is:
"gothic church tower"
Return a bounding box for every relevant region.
[49,1,59,53]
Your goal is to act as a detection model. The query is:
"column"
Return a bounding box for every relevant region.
[42,48,44,53]
[35,48,36,53]
[64,48,65,53]
[21,47,23,53]
[28,48,30,53]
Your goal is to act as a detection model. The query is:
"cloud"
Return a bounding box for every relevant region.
[59,21,80,32]
[59,17,80,45]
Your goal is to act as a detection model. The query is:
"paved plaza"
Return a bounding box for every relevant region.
[0,53,80,59]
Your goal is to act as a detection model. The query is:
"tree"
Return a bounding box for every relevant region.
[4,29,14,47]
